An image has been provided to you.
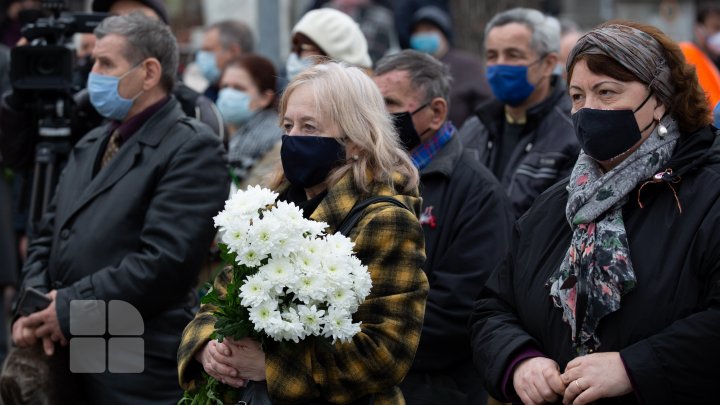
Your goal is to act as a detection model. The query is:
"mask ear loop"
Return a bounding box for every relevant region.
[410,101,430,115]
[634,91,656,134]
[409,101,433,141]
[118,62,146,101]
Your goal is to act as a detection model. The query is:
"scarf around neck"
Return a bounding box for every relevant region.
[547,116,680,355]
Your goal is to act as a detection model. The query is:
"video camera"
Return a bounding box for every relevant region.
[10,0,105,92]
[5,0,107,232]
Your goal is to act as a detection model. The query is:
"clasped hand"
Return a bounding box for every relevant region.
[196,337,267,388]
[512,352,632,405]
[11,290,67,356]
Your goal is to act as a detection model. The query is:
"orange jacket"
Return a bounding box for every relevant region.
[680,42,720,107]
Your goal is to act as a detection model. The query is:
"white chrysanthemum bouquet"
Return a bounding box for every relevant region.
[180,186,372,405]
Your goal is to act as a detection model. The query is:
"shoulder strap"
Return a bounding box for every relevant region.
[336,196,409,237]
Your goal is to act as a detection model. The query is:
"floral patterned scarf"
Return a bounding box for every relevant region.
[547,116,680,355]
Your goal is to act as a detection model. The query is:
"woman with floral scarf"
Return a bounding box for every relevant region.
[470,21,720,405]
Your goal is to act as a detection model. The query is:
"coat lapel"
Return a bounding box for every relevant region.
[59,98,182,229]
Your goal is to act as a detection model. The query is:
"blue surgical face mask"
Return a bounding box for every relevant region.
[410,32,442,55]
[286,53,314,82]
[217,87,254,126]
[87,65,143,121]
[196,50,221,83]
[486,58,544,106]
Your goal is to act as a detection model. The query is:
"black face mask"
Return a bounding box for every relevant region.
[391,102,430,150]
[280,135,346,188]
[571,92,654,161]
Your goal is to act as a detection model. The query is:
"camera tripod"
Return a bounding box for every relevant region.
[27,121,72,235]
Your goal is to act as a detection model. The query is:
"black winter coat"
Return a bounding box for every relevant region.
[458,77,579,219]
[469,126,720,405]
[402,134,512,404]
[19,98,229,404]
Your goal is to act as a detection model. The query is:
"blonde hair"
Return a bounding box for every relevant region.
[271,61,419,193]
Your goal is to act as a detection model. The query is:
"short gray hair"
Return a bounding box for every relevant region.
[95,12,178,92]
[485,7,560,56]
[374,49,452,105]
[209,20,255,53]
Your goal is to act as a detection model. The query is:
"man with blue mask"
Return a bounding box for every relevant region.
[409,6,491,126]
[196,19,254,102]
[374,49,513,405]
[458,7,579,219]
[9,13,228,404]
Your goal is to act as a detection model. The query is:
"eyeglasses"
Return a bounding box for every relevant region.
[292,42,323,57]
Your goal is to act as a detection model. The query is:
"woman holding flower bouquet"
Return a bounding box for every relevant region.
[178,61,429,404]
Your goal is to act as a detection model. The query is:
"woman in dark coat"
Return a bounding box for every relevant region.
[470,21,720,405]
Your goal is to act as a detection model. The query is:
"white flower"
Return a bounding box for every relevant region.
[303,238,326,257]
[233,185,278,213]
[273,307,306,343]
[351,267,372,303]
[235,242,268,268]
[322,307,361,343]
[246,216,282,258]
[302,220,329,238]
[298,305,325,336]
[267,200,304,222]
[218,186,276,223]
[213,185,371,345]
[221,223,251,255]
[320,255,353,290]
[294,269,327,303]
[327,287,356,311]
[248,300,281,332]
[239,274,273,307]
[294,246,322,272]
[324,233,356,256]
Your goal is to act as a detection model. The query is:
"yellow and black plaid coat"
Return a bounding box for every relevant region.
[178,171,429,404]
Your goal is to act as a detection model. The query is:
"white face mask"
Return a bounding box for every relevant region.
[707,31,720,55]
[286,53,314,82]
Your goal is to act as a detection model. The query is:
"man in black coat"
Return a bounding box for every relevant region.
[10,13,228,404]
[374,50,513,405]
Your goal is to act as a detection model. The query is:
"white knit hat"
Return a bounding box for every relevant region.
[292,8,372,68]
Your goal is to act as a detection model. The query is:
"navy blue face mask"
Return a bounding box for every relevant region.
[280,135,347,188]
[572,91,655,161]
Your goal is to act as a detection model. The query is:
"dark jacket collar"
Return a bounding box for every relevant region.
[83,97,184,147]
[109,96,171,143]
[475,75,570,141]
[420,126,462,178]
[666,125,720,176]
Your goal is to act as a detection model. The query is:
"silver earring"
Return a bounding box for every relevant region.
[658,122,668,137]
[352,154,359,161]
